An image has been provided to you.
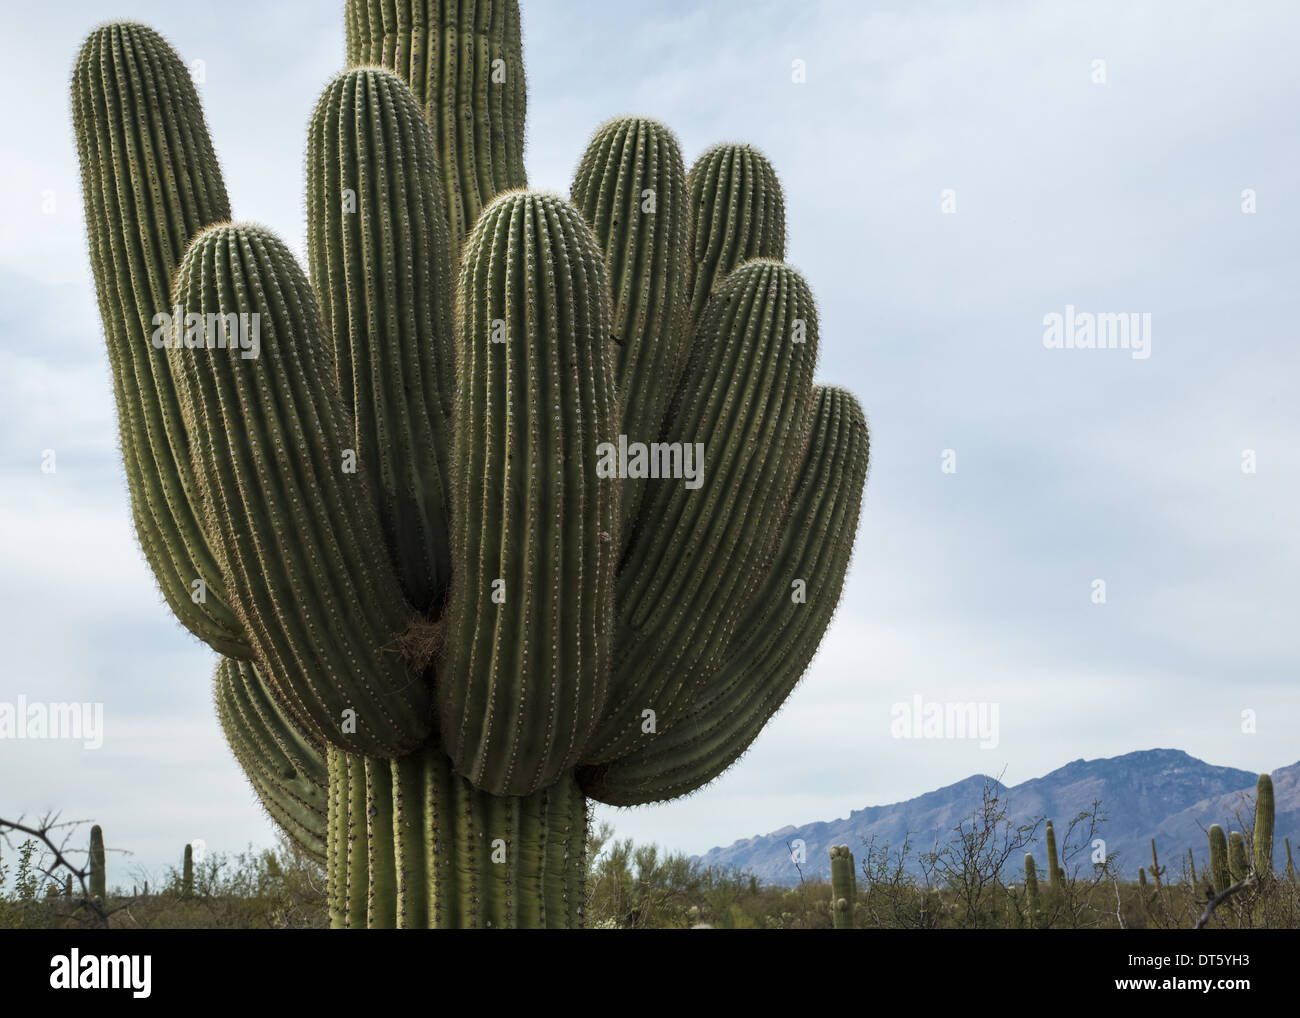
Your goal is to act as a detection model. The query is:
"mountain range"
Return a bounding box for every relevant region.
[693,749,1299,885]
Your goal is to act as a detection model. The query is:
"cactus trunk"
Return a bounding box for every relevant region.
[183,844,194,898]
[325,747,586,928]
[1253,774,1274,878]
[1209,824,1230,893]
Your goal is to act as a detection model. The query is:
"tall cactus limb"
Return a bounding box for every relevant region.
[440,191,618,796]
[306,68,457,613]
[71,22,249,658]
[590,260,819,762]
[344,0,528,255]
[170,224,432,758]
[571,117,693,539]
[579,388,868,804]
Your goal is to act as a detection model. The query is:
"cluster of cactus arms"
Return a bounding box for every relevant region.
[1202,774,1279,896]
[72,0,870,929]
[829,845,857,928]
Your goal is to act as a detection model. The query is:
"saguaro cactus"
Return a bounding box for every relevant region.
[183,844,194,898]
[1208,824,1230,893]
[1045,820,1062,885]
[72,3,870,929]
[88,825,105,903]
[1253,773,1274,878]
[829,845,857,929]
[1024,853,1040,922]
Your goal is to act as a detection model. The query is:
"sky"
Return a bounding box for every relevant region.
[0,0,1297,889]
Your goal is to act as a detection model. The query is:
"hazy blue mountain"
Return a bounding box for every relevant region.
[693,749,1297,885]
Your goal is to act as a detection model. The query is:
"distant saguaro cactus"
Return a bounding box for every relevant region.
[1253,774,1274,878]
[1228,831,1248,884]
[1045,820,1063,885]
[70,3,870,929]
[829,845,857,929]
[1024,853,1040,922]
[183,844,194,899]
[88,825,105,903]
[1208,824,1230,894]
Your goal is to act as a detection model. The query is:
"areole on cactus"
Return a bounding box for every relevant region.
[72,1,870,928]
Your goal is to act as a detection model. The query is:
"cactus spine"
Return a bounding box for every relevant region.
[71,2,870,928]
[88,825,105,903]
[829,845,856,929]
[1253,773,1274,878]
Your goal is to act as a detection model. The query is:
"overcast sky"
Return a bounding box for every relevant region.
[1,0,1297,888]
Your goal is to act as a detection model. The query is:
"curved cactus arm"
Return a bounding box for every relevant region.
[306,67,457,613]
[440,191,618,796]
[686,144,786,323]
[581,387,867,805]
[71,22,249,658]
[571,117,693,537]
[345,0,528,253]
[214,657,328,864]
[169,223,432,758]
[590,260,818,763]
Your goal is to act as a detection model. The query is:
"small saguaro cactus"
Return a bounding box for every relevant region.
[71,2,870,929]
[1285,837,1295,883]
[183,844,194,899]
[88,825,105,903]
[1208,824,1230,894]
[1187,848,1197,886]
[1253,773,1274,879]
[829,845,857,929]
[1044,820,1063,886]
[1149,838,1165,888]
[1024,853,1040,922]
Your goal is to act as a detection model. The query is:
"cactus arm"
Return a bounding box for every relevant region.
[686,144,786,323]
[1228,830,1248,882]
[571,117,693,537]
[1045,820,1060,884]
[214,657,328,863]
[345,0,527,253]
[590,260,819,762]
[306,67,457,613]
[71,22,249,658]
[580,387,867,804]
[440,191,618,795]
[170,224,432,757]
